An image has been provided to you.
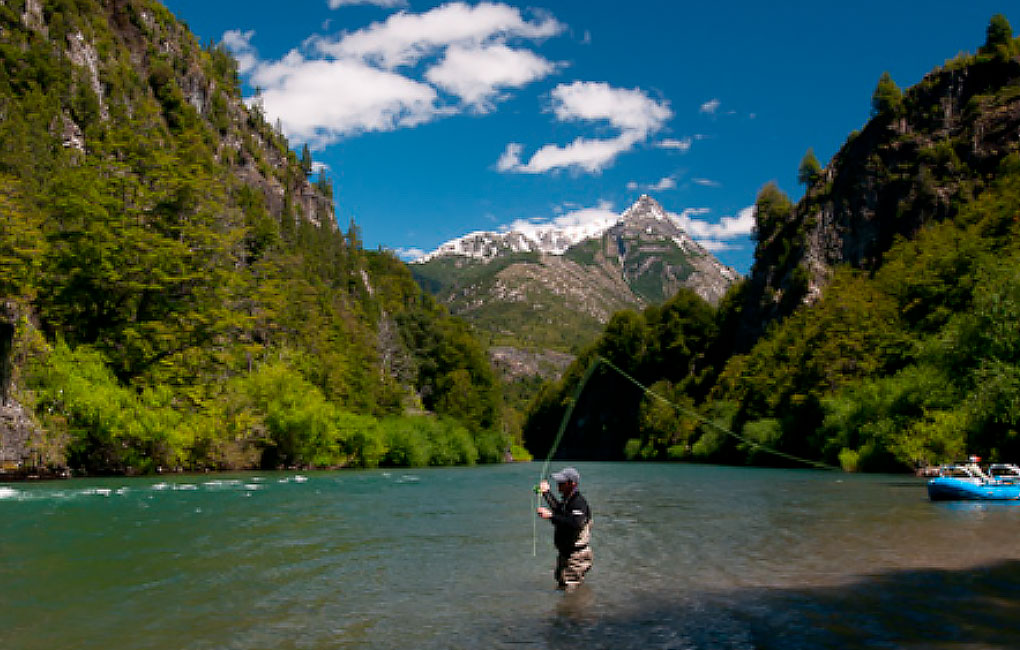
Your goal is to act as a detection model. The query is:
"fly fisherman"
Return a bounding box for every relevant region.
[537,467,592,590]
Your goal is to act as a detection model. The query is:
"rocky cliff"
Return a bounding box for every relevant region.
[1,0,342,473]
[734,50,1020,350]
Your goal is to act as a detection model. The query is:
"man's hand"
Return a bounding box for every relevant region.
[539,480,550,493]
[536,506,552,519]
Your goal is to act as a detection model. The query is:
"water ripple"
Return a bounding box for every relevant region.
[3,464,1020,649]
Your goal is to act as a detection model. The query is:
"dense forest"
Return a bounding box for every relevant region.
[525,16,1020,472]
[0,0,519,475]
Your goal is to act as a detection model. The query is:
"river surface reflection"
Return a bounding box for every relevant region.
[3,462,1020,649]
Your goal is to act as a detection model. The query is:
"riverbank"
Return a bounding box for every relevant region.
[0,466,72,482]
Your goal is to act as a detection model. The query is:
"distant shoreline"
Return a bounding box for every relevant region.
[0,460,522,483]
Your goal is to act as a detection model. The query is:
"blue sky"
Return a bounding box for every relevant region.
[163,0,1017,275]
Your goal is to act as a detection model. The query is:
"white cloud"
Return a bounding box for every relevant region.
[329,0,408,8]
[504,200,618,239]
[550,81,671,135]
[700,98,720,114]
[222,29,258,75]
[678,207,711,219]
[224,3,562,146]
[251,56,440,146]
[673,206,755,244]
[552,202,582,214]
[696,239,733,252]
[318,2,563,68]
[501,132,642,174]
[425,43,556,111]
[693,178,721,188]
[311,161,331,174]
[393,246,427,260]
[496,143,524,171]
[629,176,677,192]
[499,82,671,174]
[657,137,692,152]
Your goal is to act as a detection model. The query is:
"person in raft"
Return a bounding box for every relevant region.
[537,467,593,590]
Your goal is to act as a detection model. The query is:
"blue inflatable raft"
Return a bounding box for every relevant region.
[927,462,1020,501]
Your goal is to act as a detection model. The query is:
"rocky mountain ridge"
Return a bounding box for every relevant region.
[607,195,740,304]
[412,195,739,354]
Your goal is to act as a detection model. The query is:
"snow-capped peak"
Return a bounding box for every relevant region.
[413,195,684,264]
[621,194,672,223]
[414,211,617,264]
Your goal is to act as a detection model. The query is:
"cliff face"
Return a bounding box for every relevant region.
[0,301,50,473]
[810,58,1020,272]
[10,0,332,226]
[0,1,304,471]
[735,53,1020,350]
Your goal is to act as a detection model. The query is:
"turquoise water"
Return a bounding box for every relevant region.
[3,462,1020,649]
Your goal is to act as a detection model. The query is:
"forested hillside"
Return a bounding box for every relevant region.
[0,0,511,476]
[525,16,1020,472]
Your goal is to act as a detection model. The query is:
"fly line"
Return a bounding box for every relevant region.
[532,354,838,554]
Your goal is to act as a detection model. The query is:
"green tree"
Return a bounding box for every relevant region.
[797,148,822,187]
[871,71,902,116]
[634,379,700,460]
[398,300,502,432]
[0,175,46,299]
[315,174,333,201]
[642,289,716,385]
[597,310,647,367]
[752,182,792,245]
[300,143,313,177]
[981,14,1014,54]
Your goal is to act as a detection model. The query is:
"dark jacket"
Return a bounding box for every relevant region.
[543,489,592,555]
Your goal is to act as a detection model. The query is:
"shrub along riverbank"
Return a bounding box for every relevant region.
[18,340,526,476]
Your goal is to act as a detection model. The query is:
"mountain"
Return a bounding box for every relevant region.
[0,0,508,476]
[524,17,1020,472]
[412,195,739,354]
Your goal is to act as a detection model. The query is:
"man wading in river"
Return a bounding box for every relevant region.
[537,467,592,590]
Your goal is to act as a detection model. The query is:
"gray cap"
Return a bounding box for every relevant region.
[551,467,580,484]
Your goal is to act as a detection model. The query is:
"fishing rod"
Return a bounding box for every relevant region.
[532,357,601,556]
[531,354,837,554]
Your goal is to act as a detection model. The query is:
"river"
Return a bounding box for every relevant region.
[3,462,1020,649]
